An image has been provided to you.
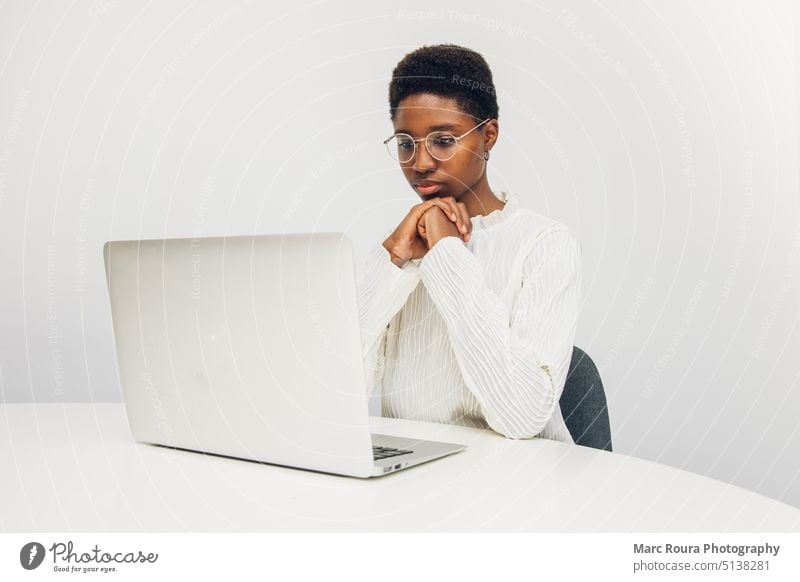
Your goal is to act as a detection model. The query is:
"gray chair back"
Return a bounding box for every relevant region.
[558,346,612,451]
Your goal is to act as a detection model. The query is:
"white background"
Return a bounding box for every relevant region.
[1,0,798,509]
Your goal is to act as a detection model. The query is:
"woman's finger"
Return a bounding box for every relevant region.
[427,199,468,240]
[446,198,470,237]
[428,199,458,223]
[456,202,472,237]
[436,198,467,237]
[417,222,427,242]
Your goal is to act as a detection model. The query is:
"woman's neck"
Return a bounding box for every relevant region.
[459,174,505,218]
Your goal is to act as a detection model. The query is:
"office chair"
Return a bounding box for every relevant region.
[558,346,612,451]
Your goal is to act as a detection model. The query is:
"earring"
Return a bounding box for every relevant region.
[484,150,491,161]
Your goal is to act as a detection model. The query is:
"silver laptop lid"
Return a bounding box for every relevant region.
[103,232,375,478]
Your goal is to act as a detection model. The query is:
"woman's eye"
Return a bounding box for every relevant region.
[432,136,456,146]
[397,141,413,150]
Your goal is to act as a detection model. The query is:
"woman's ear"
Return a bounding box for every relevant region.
[484,119,499,153]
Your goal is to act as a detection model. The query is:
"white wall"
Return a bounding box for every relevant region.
[1,0,799,508]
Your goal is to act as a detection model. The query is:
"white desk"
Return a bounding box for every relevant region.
[1,404,797,532]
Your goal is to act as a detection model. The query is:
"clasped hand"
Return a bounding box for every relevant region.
[416,204,470,249]
[383,196,473,267]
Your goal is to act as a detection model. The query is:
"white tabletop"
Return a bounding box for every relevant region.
[1,403,797,532]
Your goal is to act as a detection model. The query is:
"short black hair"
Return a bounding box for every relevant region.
[388,44,499,122]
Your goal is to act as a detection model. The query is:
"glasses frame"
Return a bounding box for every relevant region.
[383,118,492,163]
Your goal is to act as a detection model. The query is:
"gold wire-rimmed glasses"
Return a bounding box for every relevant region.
[383,118,491,163]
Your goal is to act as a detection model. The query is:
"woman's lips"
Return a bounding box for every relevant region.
[415,182,443,196]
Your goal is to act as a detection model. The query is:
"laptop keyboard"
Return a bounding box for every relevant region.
[373,445,413,460]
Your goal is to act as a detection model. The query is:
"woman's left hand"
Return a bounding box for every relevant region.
[417,205,468,249]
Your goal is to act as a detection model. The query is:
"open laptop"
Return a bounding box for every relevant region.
[102,232,466,478]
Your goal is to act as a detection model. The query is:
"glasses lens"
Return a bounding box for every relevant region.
[386,134,415,163]
[426,132,458,161]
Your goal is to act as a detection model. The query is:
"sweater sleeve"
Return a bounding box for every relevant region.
[356,242,421,398]
[417,229,582,439]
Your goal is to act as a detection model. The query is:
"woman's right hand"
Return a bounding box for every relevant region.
[382,197,471,267]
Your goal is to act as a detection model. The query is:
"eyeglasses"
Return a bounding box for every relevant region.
[383,118,491,163]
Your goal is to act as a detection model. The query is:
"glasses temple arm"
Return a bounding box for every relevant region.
[457,118,492,140]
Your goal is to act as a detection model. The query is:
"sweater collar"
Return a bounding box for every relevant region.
[470,191,517,231]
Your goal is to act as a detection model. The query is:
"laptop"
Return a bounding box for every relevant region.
[102,232,466,478]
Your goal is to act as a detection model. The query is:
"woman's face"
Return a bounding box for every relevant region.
[391,93,498,201]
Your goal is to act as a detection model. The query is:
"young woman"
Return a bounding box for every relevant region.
[357,44,581,442]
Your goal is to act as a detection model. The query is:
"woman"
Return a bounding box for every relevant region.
[357,44,581,442]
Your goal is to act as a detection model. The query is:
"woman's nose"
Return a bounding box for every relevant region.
[412,143,437,173]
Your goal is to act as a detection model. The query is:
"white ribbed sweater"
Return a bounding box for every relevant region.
[356,191,581,442]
